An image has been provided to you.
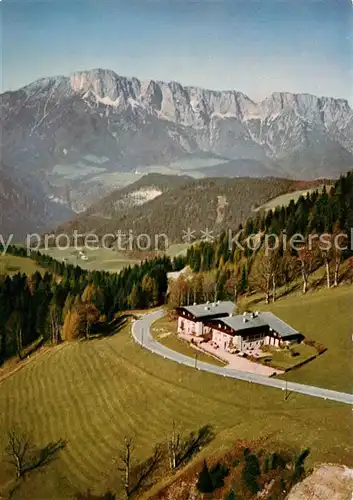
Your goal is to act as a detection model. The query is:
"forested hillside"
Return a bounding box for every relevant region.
[56,173,191,235]
[0,248,178,365]
[169,171,353,306]
[57,175,296,245]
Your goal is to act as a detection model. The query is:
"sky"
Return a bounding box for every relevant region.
[1,0,352,103]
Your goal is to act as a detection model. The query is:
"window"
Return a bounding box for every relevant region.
[246,333,265,342]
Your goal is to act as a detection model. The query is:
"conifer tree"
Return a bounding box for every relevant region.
[196,460,214,493]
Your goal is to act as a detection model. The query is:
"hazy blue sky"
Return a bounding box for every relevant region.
[1,0,352,102]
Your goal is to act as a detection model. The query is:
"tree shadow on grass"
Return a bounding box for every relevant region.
[75,491,116,500]
[89,313,138,339]
[5,437,67,499]
[243,282,301,307]
[339,265,353,284]
[310,275,326,289]
[278,282,301,299]
[176,425,215,468]
[24,439,67,474]
[129,444,165,497]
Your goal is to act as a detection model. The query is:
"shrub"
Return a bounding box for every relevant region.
[303,338,315,347]
[268,452,287,471]
[209,462,229,489]
[293,448,310,480]
[196,459,230,493]
[242,453,261,494]
[303,338,326,354]
[197,460,214,493]
[263,455,269,474]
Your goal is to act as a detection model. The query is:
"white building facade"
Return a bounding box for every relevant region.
[176,301,235,337]
[177,306,302,353]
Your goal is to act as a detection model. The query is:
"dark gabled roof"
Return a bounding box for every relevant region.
[210,311,301,339]
[260,312,301,338]
[178,301,235,319]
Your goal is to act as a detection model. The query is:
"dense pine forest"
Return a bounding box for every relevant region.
[171,171,353,305]
[0,248,180,365]
[57,175,297,245]
[186,171,353,269]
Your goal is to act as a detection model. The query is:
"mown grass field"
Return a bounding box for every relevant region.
[0,312,352,499]
[151,316,226,367]
[254,184,331,212]
[257,285,353,392]
[0,254,46,276]
[258,342,318,371]
[165,242,193,258]
[42,247,140,273]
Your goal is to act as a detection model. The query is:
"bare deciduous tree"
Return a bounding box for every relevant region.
[167,420,181,471]
[5,430,33,478]
[203,271,218,302]
[167,423,214,471]
[4,428,66,482]
[48,304,61,345]
[118,437,164,498]
[332,228,347,287]
[225,267,241,306]
[318,234,333,289]
[175,425,214,468]
[190,273,203,304]
[129,445,164,495]
[251,251,276,303]
[297,247,315,294]
[119,437,134,498]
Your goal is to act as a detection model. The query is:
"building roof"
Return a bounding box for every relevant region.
[260,312,301,339]
[179,301,235,319]
[211,311,301,339]
[219,314,267,332]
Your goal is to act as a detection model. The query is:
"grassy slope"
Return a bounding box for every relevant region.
[0,315,352,499]
[151,316,226,367]
[259,342,318,371]
[257,285,352,392]
[42,247,140,273]
[165,242,193,258]
[0,254,45,276]
[254,183,332,212]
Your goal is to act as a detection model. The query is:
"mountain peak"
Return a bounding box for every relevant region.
[1,68,352,199]
[70,68,141,103]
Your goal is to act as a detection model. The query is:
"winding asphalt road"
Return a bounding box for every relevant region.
[132,310,353,405]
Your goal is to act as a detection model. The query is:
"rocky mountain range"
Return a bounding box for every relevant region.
[1,68,352,228]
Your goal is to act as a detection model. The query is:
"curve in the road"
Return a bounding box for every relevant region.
[132,310,353,406]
